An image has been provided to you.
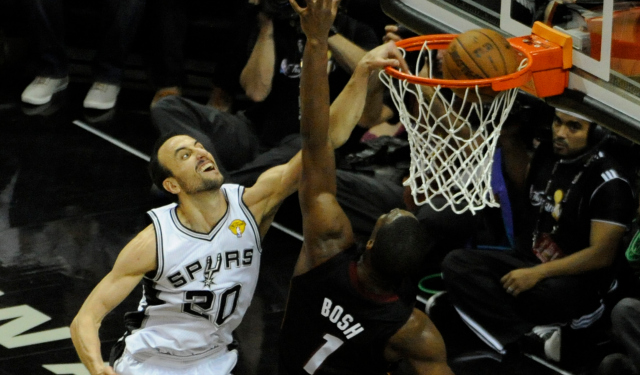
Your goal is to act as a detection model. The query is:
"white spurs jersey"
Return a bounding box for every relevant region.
[123,184,262,360]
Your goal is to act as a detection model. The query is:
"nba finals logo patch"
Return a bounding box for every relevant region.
[229,220,246,238]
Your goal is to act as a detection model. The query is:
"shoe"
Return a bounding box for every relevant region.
[83,82,120,110]
[519,325,562,362]
[151,86,181,108]
[21,76,69,105]
[22,91,66,117]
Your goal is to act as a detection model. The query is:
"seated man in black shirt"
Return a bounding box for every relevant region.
[278,1,454,374]
[442,107,637,361]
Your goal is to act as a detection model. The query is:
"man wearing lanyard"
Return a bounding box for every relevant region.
[441,106,636,362]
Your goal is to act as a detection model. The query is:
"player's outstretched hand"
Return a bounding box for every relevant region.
[358,41,410,74]
[383,24,416,43]
[383,25,403,43]
[289,0,341,43]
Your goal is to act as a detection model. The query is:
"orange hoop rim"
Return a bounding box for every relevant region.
[384,34,535,91]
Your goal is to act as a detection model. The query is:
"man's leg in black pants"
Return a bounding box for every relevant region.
[94,0,147,84]
[442,249,537,348]
[443,249,607,350]
[227,134,301,187]
[24,0,67,78]
[515,273,604,327]
[612,298,640,372]
[146,0,187,90]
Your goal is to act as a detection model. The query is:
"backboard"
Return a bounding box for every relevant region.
[381,0,640,143]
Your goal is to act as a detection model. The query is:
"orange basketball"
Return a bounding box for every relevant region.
[442,29,520,101]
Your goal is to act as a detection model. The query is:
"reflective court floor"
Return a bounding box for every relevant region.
[0,76,600,375]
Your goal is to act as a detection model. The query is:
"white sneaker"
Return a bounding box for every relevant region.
[522,325,562,362]
[21,76,69,105]
[425,291,448,316]
[543,329,561,362]
[83,82,120,110]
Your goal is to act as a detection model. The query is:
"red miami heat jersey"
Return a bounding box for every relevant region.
[279,245,415,375]
[121,184,261,361]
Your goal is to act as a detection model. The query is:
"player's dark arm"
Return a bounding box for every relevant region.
[290,0,353,277]
[384,309,455,375]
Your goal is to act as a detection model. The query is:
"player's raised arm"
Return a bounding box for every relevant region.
[290,0,355,276]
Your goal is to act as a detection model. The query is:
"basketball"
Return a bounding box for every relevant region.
[442,29,520,101]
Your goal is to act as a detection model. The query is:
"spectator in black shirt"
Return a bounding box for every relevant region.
[441,107,637,362]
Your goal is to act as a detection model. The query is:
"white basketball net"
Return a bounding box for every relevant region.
[380,42,525,215]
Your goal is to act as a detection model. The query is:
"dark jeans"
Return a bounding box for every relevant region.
[442,248,606,345]
[146,1,251,91]
[25,0,146,83]
[611,298,640,373]
[146,0,187,89]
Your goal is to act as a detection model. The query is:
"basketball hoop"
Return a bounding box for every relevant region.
[381,22,572,215]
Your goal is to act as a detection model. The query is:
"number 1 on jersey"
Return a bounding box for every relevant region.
[303,334,344,374]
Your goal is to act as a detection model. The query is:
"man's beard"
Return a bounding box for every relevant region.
[178,175,224,195]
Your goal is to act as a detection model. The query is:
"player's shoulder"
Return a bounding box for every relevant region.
[113,224,158,276]
[385,308,447,363]
[128,224,158,254]
[242,174,277,208]
[393,308,431,340]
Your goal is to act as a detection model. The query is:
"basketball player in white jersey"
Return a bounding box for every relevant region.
[69,30,410,375]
